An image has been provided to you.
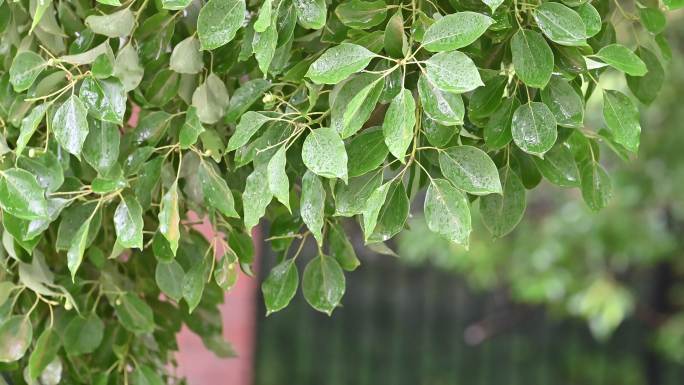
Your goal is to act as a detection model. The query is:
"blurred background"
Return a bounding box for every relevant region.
[176,13,684,385]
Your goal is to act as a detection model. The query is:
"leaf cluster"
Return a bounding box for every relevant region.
[0,0,680,382]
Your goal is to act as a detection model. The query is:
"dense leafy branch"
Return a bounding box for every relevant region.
[0,0,680,382]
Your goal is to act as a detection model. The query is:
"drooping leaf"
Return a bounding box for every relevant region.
[301,170,325,245]
[580,161,612,211]
[511,29,554,88]
[226,111,270,152]
[28,328,61,380]
[158,182,180,255]
[383,88,416,162]
[602,90,641,153]
[480,167,526,237]
[302,254,345,315]
[424,179,472,246]
[83,120,120,176]
[198,160,239,218]
[418,74,464,126]
[170,36,204,74]
[541,76,584,128]
[155,260,184,301]
[52,95,89,157]
[63,314,104,356]
[267,146,291,211]
[242,165,272,231]
[79,76,127,125]
[114,193,144,249]
[262,258,298,315]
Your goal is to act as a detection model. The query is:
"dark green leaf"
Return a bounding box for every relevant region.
[302,254,345,315]
[262,258,298,315]
[424,178,471,246]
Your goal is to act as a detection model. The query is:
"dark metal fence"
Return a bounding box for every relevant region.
[254,245,684,385]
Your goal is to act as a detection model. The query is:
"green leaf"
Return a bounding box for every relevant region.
[302,254,345,315]
[158,182,180,256]
[664,0,684,10]
[533,2,587,46]
[417,74,464,126]
[253,20,278,75]
[83,121,119,177]
[156,260,184,301]
[532,144,580,187]
[170,36,204,74]
[306,43,376,84]
[243,165,272,231]
[365,180,408,242]
[438,146,502,195]
[114,193,144,249]
[0,168,49,220]
[67,216,92,280]
[362,182,390,239]
[334,171,383,217]
[131,365,165,385]
[52,95,89,157]
[197,0,246,50]
[267,146,291,211]
[183,259,206,313]
[340,78,384,138]
[422,11,493,52]
[481,0,504,12]
[262,258,298,315]
[301,170,325,246]
[226,111,270,152]
[602,90,641,153]
[639,6,666,35]
[79,77,127,125]
[576,2,601,38]
[28,328,61,380]
[63,314,104,356]
[480,167,526,237]
[384,10,406,57]
[214,251,239,291]
[115,293,155,335]
[383,88,416,162]
[9,51,46,92]
[627,47,665,105]
[17,152,64,193]
[179,106,205,149]
[335,0,387,29]
[423,117,456,148]
[302,127,348,181]
[198,160,239,218]
[293,0,327,30]
[113,43,144,92]
[541,76,584,128]
[484,97,518,151]
[224,79,271,123]
[145,69,180,108]
[16,104,48,158]
[85,8,135,38]
[511,29,554,88]
[424,178,472,246]
[328,222,360,271]
[254,0,273,32]
[425,50,483,93]
[580,161,612,211]
[346,129,388,177]
[162,0,191,10]
[595,44,648,77]
[0,316,32,363]
[511,102,558,157]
